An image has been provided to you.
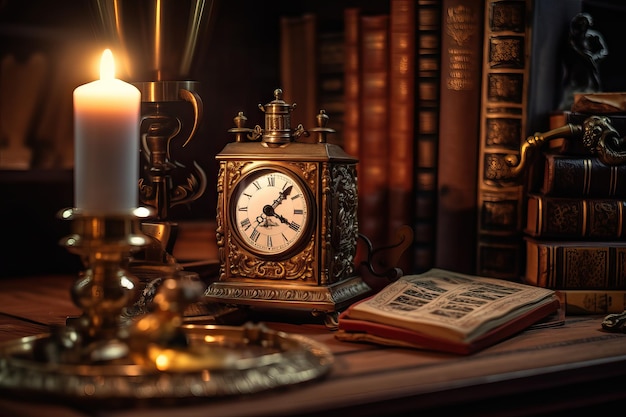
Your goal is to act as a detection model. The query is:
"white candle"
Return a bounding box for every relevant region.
[73,49,141,215]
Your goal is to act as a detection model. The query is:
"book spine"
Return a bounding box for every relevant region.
[358,14,390,268]
[317,30,345,147]
[525,194,626,239]
[476,0,530,280]
[524,238,626,289]
[561,289,626,315]
[388,0,416,272]
[279,14,318,130]
[343,8,361,158]
[541,154,626,198]
[435,0,483,274]
[414,0,442,273]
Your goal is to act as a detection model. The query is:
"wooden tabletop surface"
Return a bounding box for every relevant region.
[0,272,626,417]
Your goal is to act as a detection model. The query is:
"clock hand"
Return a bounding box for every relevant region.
[274,213,289,224]
[271,185,292,208]
[263,205,289,224]
[250,185,294,235]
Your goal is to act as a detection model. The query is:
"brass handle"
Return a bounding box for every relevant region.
[504,115,626,179]
[179,88,204,147]
[506,123,582,178]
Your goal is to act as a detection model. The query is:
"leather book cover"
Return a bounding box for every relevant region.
[358,14,390,272]
[388,0,416,273]
[524,237,626,289]
[435,0,483,274]
[541,153,626,198]
[343,8,361,159]
[525,193,626,239]
[413,0,442,272]
[476,0,529,280]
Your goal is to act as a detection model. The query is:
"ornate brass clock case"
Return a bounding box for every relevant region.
[204,90,371,325]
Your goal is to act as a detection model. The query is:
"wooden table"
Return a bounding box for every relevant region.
[1,273,626,417]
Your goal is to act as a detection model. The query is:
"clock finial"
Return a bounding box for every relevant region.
[255,88,309,144]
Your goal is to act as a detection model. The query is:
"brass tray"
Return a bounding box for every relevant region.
[0,323,333,403]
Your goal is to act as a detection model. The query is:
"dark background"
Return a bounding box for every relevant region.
[0,0,388,276]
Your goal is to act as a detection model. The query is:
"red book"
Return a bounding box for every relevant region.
[336,268,561,354]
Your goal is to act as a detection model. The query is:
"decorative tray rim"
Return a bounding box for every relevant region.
[0,322,333,403]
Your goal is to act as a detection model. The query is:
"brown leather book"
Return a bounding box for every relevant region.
[540,153,626,198]
[388,0,416,273]
[476,0,529,280]
[357,14,390,264]
[343,8,361,159]
[525,193,626,239]
[435,0,483,274]
[560,289,626,315]
[413,0,442,273]
[525,237,626,290]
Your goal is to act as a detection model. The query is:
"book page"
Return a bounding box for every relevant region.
[347,269,555,342]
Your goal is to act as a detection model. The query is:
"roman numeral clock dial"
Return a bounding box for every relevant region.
[232,169,310,256]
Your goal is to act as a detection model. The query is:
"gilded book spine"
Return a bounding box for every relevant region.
[435,0,483,274]
[561,290,626,315]
[414,0,442,272]
[476,0,530,280]
[524,238,626,290]
[525,194,626,239]
[541,153,626,198]
[388,0,416,272]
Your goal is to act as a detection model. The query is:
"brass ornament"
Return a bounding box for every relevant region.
[205,89,370,326]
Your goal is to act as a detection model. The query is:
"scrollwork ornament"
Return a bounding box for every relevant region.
[581,115,626,165]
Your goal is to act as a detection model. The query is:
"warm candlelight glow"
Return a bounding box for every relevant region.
[73,49,141,215]
[99,49,115,80]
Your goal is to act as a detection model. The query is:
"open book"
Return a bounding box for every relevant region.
[336,268,561,354]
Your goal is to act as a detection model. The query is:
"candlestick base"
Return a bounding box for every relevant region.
[0,207,332,404]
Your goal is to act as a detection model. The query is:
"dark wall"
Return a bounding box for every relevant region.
[0,0,390,276]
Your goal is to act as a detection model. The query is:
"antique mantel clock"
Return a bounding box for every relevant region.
[204,89,371,325]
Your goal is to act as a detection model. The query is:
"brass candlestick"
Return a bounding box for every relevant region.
[94,0,212,279]
[59,207,153,341]
[0,206,332,402]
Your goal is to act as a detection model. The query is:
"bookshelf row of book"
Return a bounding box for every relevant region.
[280,0,441,280]
[276,0,626,314]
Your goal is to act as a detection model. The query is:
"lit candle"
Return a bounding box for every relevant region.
[73,49,141,215]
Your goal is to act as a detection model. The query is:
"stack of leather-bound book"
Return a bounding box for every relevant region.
[524,93,626,315]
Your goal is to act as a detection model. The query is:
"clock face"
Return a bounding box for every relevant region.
[231,168,312,256]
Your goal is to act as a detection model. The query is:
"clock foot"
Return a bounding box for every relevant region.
[323,312,339,330]
[311,310,339,330]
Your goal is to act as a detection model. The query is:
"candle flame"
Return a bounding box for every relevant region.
[100,49,115,80]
